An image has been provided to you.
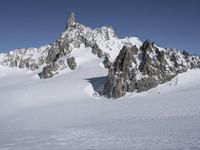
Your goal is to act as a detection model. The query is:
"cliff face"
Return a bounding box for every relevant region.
[103,40,200,98]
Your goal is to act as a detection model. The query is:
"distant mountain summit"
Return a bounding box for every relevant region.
[0,12,199,98]
[66,12,75,30]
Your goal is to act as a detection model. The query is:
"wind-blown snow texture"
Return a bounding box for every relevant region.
[0,13,200,149]
[0,57,200,149]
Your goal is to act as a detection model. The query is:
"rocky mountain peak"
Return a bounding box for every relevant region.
[0,12,142,80]
[141,40,156,52]
[66,12,75,30]
[103,41,200,98]
[0,12,199,98]
[103,46,137,98]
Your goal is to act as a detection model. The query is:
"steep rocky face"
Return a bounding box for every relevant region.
[66,12,75,30]
[67,57,77,70]
[38,40,73,79]
[38,62,59,79]
[91,43,103,58]
[103,46,136,98]
[103,40,200,98]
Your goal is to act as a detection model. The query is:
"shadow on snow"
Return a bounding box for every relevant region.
[85,76,107,95]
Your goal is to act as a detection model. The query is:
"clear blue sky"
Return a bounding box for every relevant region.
[0,0,199,54]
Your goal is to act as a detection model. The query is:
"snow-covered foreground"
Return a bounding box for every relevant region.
[0,52,200,150]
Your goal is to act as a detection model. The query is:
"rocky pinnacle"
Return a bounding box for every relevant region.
[66,12,75,30]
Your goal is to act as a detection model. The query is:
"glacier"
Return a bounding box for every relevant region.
[0,47,200,149]
[0,12,200,149]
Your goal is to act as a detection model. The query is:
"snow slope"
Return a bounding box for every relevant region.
[0,47,200,150]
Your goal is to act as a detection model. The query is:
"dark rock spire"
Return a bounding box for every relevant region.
[66,12,75,30]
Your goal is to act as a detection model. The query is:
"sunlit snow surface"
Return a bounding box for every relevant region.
[0,48,200,150]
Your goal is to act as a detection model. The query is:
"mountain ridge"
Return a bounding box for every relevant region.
[0,12,142,78]
[103,41,200,98]
[0,12,199,98]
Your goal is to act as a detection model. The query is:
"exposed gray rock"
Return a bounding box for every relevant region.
[130,45,139,55]
[156,48,165,64]
[141,40,154,52]
[46,46,61,64]
[58,60,65,66]
[18,59,27,68]
[67,57,77,70]
[103,55,111,68]
[25,62,30,68]
[9,59,18,68]
[103,40,200,98]
[139,51,152,75]
[103,46,136,98]
[66,12,75,30]
[37,58,45,66]
[84,38,90,48]
[39,62,59,79]
[30,63,38,71]
[92,43,103,58]
[103,75,127,98]
[182,50,190,59]
[135,77,158,92]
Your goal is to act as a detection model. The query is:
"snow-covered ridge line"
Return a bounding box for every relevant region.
[0,12,142,78]
[0,12,199,82]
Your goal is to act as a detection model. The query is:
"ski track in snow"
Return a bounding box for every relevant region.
[0,54,200,150]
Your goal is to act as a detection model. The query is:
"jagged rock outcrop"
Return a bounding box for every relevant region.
[103,40,200,98]
[66,12,75,30]
[39,56,77,79]
[39,62,59,79]
[103,46,136,98]
[182,50,190,60]
[67,57,77,70]
[91,43,103,58]
[103,55,112,68]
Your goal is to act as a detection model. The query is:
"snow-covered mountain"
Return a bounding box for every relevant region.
[1,12,200,149]
[0,12,199,99]
[103,40,200,98]
[0,12,142,78]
